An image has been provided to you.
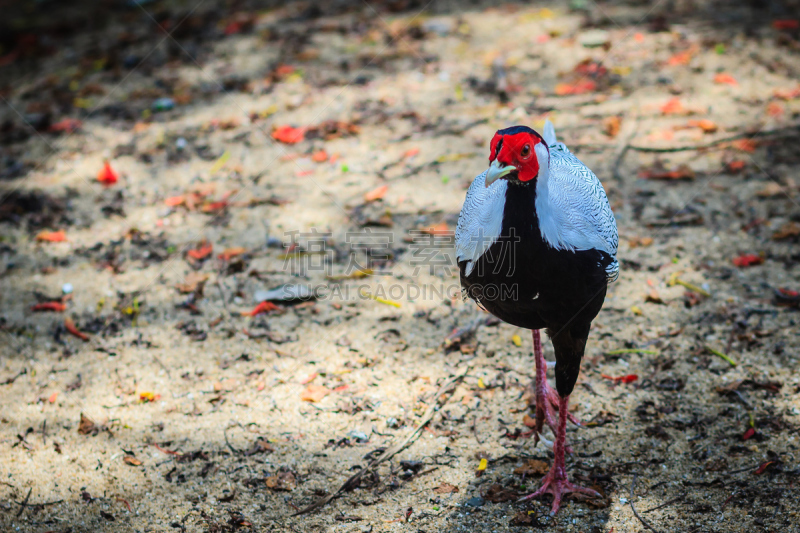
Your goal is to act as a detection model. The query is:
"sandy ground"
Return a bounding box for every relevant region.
[1,1,800,532]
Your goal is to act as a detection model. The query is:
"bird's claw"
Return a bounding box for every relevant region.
[519,468,600,515]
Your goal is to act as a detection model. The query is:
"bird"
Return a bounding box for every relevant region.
[455,120,618,514]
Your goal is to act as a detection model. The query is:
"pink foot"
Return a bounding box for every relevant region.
[522,392,599,515]
[520,466,600,515]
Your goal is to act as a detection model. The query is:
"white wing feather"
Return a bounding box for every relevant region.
[455,171,507,277]
[536,120,619,281]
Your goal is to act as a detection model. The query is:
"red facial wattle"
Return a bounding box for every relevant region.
[490,132,542,182]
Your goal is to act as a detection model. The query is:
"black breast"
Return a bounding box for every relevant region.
[459,183,613,333]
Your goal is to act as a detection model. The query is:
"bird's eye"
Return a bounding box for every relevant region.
[521,144,531,158]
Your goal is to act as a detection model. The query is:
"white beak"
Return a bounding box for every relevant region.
[484,160,516,187]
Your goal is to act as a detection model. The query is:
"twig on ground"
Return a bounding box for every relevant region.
[612,113,640,181]
[643,495,684,513]
[153,356,171,378]
[1,368,27,386]
[223,423,243,455]
[472,415,483,444]
[15,487,32,517]
[292,366,470,516]
[628,124,800,153]
[630,474,660,533]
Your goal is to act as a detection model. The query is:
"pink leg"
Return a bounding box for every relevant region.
[530,330,580,449]
[520,395,600,515]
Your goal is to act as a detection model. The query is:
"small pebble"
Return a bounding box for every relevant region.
[62,283,74,295]
[152,97,175,112]
[464,497,484,508]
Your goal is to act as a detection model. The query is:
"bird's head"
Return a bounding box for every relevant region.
[485,126,548,187]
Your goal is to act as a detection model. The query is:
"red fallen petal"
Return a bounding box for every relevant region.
[300,373,318,385]
[187,244,213,260]
[36,230,67,242]
[742,427,756,440]
[660,97,685,115]
[555,80,596,96]
[65,318,89,341]
[601,374,638,384]
[333,384,349,392]
[714,73,738,86]
[32,301,66,312]
[97,161,118,186]
[773,19,799,30]
[201,200,228,212]
[224,21,242,35]
[311,150,329,163]
[48,118,82,133]
[272,125,306,144]
[274,64,295,77]
[732,139,758,152]
[246,301,279,317]
[727,160,746,172]
[754,461,775,474]
[732,254,764,267]
[164,195,185,207]
[778,288,799,298]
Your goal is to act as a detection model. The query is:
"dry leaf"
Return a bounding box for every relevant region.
[732,139,757,152]
[123,456,142,466]
[639,164,695,180]
[78,413,98,435]
[420,222,449,235]
[483,483,519,503]
[687,119,718,133]
[218,247,246,261]
[773,222,800,240]
[175,273,209,294]
[628,236,654,248]
[645,290,665,304]
[514,459,550,476]
[300,384,331,402]
[756,182,785,197]
[433,482,459,494]
[522,414,536,428]
[602,116,621,137]
[266,471,296,491]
